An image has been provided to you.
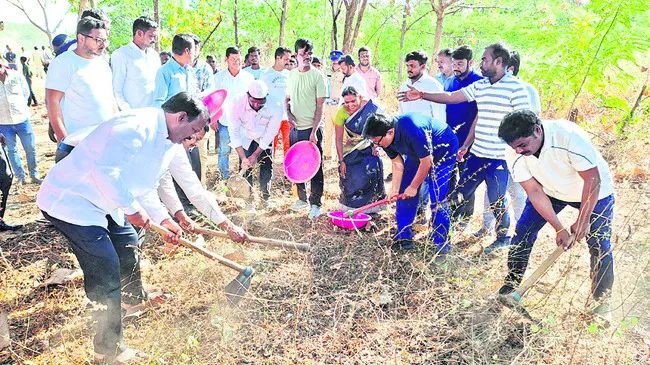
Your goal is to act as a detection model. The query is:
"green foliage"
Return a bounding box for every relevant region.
[87,0,648,120]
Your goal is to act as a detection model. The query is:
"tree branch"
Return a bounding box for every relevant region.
[202,18,223,46]
[6,0,48,35]
[405,9,435,32]
[261,0,281,23]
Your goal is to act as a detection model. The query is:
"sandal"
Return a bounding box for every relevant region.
[94,348,149,364]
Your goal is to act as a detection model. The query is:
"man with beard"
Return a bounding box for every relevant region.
[398,43,531,253]
[356,47,382,102]
[443,45,484,223]
[46,17,115,162]
[285,38,328,219]
[244,46,265,80]
[497,109,615,324]
[111,16,161,110]
[398,50,445,122]
[338,55,367,103]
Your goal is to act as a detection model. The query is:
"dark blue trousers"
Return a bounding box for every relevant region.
[454,153,510,239]
[504,194,615,301]
[42,211,145,356]
[395,143,458,251]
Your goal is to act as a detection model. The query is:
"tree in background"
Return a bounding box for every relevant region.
[6,0,70,47]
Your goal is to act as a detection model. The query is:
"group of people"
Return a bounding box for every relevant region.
[0,8,617,363]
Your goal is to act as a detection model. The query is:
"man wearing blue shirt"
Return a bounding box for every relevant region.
[152,34,197,107]
[444,46,484,222]
[364,113,458,260]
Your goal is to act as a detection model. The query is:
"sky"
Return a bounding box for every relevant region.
[0,0,78,34]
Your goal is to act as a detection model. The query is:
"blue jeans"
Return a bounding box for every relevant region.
[42,211,146,356]
[505,194,615,301]
[218,123,231,179]
[395,139,458,251]
[0,121,38,180]
[454,154,510,239]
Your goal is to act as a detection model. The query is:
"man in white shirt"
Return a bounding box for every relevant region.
[498,109,615,322]
[259,46,291,157]
[229,81,283,206]
[46,17,115,162]
[158,128,250,240]
[111,16,160,110]
[213,46,255,179]
[338,55,367,103]
[398,50,446,123]
[36,92,213,363]
[0,57,41,185]
[243,46,265,80]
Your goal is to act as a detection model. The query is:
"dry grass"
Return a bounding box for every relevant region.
[1,81,649,364]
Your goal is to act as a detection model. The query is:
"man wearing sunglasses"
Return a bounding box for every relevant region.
[363,112,458,262]
[46,16,116,162]
[228,80,283,209]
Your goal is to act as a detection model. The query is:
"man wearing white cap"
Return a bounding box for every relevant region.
[228,80,283,207]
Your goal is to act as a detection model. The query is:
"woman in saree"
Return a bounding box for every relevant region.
[334,86,386,212]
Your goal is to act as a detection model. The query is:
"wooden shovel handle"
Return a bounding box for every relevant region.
[150,223,249,273]
[514,235,575,298]
[194,227,311,252]
[350,194,405,216]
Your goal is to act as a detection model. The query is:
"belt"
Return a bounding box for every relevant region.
[57,143,74,153]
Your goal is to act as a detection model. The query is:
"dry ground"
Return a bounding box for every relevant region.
[0,79,649,364]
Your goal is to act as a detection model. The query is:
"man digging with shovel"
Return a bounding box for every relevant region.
[37,92,211,364]
[496,110,615,324]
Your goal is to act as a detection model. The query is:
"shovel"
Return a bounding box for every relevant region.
[496,234,575,320]
[347,194,405,217]
[151,223,254,305]
[194,226,311,252]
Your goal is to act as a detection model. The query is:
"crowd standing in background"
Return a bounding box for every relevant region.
[0,8,616,362]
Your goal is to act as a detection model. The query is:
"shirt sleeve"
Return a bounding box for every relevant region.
[566,129,600,172]
[44,56,73,92]
[136,188,170,224]
[527,83,541,115]
[111,50,130,111]
[316,71,328,99]
[375,71,383,96]
[19,73,30,101]
[152,68,169,108]
[460,82,477,102]
[258,100,283,150]
[168,148,227,224]
[333,107,349,126]
[158,169,184,215]
[383,145,399,160]
[506,148,532,183]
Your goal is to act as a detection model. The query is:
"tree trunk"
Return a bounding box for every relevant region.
[330,0,341,51]
[78,0,88,21]
[350,0,368,51]
[430,12,443,76]
[398,0,410,83]
[342,0,358,54]
[234,0,240,48]
[278,0,288,46]
[89,0,96,7]
[153,0,160,51]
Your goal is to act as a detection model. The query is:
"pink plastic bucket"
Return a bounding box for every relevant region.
[327,211,372,230]
[203,89,228,121]
[283,141,321,183]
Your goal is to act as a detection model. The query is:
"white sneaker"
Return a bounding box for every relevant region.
[289,200,309,211]
[308,205,321,219]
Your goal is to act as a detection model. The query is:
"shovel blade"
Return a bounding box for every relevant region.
[225,268,254,306]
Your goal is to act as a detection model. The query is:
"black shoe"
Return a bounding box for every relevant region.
[391,239,415,251]
[497,284,516,295]
[0,221,23,231]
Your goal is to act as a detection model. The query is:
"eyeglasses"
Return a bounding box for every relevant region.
[371,135,384,146]
[81,34,109,46]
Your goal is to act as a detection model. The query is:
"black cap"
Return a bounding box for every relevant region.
[311,56,322,64]
[338,54,356,66]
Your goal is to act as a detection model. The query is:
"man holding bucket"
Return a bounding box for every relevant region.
[364,113,458,262]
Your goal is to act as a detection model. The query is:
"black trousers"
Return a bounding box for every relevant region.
[289,127,324,206]
[241,140,273,201]
[0,147,13,219]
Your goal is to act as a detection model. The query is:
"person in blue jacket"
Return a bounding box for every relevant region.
[363,113,458,261]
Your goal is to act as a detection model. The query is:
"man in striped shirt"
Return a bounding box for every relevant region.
[398,43,531,252]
